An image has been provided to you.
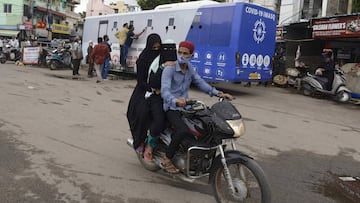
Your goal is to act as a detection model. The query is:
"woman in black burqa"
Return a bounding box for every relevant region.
[126,33,162,152]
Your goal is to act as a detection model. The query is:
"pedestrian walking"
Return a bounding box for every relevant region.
[90,37,110,83]
[101,35,111,80]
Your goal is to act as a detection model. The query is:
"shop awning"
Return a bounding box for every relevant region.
[0,30,19,37]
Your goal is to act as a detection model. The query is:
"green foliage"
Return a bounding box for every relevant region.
[138,0,225,10]
[353,0,360,13]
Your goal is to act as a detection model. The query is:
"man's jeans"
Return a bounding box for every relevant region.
[101,57,110,79]
[121,45,129,67]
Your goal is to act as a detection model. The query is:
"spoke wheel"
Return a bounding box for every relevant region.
[212,157,271,203]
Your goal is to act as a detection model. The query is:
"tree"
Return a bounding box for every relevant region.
[353,0,360,13]
[138,0,225,10]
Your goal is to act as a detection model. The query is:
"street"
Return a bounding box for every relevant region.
[0,63,359,203]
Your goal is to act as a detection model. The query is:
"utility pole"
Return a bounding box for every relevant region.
[348,0,353,14]
[47,0,53,41]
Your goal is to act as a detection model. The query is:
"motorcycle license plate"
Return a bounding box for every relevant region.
[249,73,261,79]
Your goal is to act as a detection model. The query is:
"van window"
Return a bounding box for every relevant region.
[169,18,174,26]
[147,19,152,27]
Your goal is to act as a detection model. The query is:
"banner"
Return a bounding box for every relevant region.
[312,16,360,38]
[22,47,40,64]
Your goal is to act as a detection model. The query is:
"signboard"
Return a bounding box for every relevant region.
[52,23,70,35]
[22,47,40,64]
[312,16,360,38]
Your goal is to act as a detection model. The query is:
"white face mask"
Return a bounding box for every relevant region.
[177,54,191,64]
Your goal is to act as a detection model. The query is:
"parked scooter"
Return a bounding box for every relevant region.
[0,44,22,64]
[127,98,271,203]
[286,66,309,89]
[302,68,352,102]
[48,44,73,70]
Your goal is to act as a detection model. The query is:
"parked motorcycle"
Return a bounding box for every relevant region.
[302,68,352,102]
[127,99,271,203]
[0,44,22,64]
[48,45,73,70]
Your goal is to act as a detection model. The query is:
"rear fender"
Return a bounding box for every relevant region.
[209,150,252,183]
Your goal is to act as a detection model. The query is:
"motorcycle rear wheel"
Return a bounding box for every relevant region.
[302,83,314,96]
[336,90,351,103]
[137,153,161,172]
[212,157,271,203]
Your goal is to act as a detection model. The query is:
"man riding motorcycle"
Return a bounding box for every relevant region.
[316,50,335,90]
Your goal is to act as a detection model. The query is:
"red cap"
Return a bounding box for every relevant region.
[179,41,194,53]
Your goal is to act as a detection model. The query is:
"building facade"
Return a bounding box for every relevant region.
[279,0,351,25]
[0,0,82,40]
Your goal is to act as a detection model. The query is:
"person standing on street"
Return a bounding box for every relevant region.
[87,40,94,77]
[71,37,83,76]
[90,37,110,83]
[101,35,112,80]
[121,25,145,67]
[115,23,128,67]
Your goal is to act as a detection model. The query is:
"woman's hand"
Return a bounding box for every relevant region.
[163,61,176,67]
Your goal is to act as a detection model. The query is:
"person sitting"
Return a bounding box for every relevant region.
[160,41,233,173]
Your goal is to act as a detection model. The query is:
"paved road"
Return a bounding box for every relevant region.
[0,63,359,203]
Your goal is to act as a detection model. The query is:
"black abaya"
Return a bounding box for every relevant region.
[126,34,162,149]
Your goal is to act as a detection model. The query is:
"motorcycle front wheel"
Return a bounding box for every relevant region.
[336,90,351,103]
[212,157,271,203]
[50,61,58,70]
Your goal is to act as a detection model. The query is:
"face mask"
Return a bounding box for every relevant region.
[177,54,191,64]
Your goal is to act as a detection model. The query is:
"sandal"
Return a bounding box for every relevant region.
[161,157,180,174]
[143,145,153,162]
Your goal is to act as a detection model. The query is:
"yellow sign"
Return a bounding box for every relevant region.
[52,23,70,35]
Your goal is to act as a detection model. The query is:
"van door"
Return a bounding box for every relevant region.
[98,20,108,39]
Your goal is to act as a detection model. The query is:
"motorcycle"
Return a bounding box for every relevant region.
[48,45,73,70]
[127,99,271,203]
[0,44,22,64]
[302,68,352,102]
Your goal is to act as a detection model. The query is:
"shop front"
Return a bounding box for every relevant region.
[312,14,360,98]
[312,14,360,64]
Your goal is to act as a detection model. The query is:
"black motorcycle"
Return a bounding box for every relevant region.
[127,99,271,203]
[0,45,22,64]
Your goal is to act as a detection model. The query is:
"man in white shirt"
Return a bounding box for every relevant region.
[9,37,19,48]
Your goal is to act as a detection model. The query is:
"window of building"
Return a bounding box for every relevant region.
[4,4,12,13]
[114,9,119,13]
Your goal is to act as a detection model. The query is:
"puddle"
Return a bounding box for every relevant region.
[258,149,360,203]
[313,172,360,203]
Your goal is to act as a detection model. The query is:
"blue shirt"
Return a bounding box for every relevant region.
[161,62,219,111]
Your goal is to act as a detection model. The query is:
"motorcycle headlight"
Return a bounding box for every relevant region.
[226,119,245,138]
